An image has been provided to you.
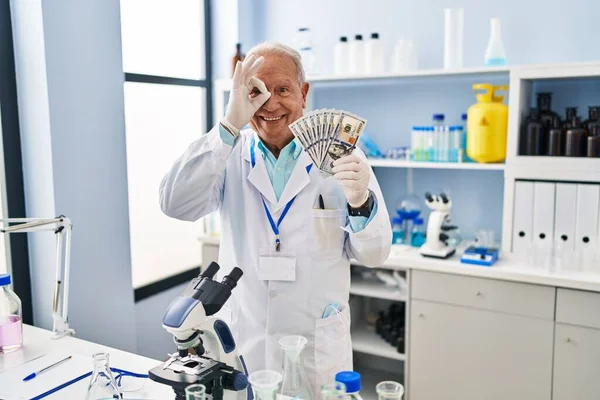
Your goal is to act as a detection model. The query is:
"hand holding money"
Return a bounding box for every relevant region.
[332,153,370,207]
[222,55,271,134]
[288,109,367,175]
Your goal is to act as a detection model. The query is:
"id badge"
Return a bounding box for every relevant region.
[258,248,296,281]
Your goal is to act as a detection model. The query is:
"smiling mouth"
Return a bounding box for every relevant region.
[261,115,284,122]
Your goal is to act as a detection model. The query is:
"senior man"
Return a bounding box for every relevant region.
[159,42,391,394]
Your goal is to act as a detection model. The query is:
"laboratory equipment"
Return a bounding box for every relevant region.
[186,384,206,400]
[321,382,347,400]
[294,28,319,76]
[231,43,244,77]
[443,8,464,69]
[524,109,545,156]
[461,246,499,267]
[359,133,383,158]
[467,84,508,163]
[376,381,404,400]
[562,107,581,131]
[584,106,600,133]
[335,371,363,400]
[536,92,560,130]
[547,116,565,156]
[0,274,22,354]
[432,114,445,162]
[365,33,385,74]
[420,192,457,259]
[392,39,418,72]
[85,353,121,400]
[589,136,600,157]
[148,262,248,400]
[397,194,422,243]
[334,36,350,75]
[279,335,313,400]
[349,34,365,75]
[410,218,425,247]
[0,217,74,339]
[484,18,507,66]
[248,370,282,400]
[565,120,587,157]
[392,217,405,245]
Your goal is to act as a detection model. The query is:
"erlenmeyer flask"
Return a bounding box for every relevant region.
[85,353,122,400]
[279,335,313,400]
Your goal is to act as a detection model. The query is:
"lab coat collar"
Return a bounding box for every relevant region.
[246,133,278,205]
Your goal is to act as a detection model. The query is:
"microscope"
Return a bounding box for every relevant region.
[148,262,249,400]
[420,192,458,259]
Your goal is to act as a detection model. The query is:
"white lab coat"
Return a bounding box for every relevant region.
[160,125,391,394]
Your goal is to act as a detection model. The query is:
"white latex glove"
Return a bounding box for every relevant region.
[222,54,271,133]
[332,153,371,207]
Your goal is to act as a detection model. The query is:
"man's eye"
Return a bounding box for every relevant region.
[249,88,260,97]
[279,87,289,93]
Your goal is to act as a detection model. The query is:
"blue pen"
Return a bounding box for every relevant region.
[23,356,72,382]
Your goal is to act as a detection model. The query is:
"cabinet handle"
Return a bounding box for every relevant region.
[475,291,482,296]
[565,337,571,343]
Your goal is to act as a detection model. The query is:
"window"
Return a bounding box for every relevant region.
[120,0,213,288]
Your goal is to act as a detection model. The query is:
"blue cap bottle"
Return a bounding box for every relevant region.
[335,371,361,394]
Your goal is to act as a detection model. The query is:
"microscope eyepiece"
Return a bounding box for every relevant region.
[425,192,434,202]
[200,262,220,279]
[222,267,243,290]
[440,193,449,203]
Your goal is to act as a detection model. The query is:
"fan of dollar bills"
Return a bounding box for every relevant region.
[289,109,367,175]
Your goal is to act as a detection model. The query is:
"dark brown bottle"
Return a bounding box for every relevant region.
[525,109,545,156]
[547,116,565,156]
[565,117,587,157]
[584,106,600,134]
[536,92,561,130]
[231,43,245,77]
[562,107,581,131]
[588,136,600,157]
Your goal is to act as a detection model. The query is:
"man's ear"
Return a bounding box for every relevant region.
[301,82,310,108]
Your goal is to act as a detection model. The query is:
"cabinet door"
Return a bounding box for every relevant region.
[409,300,553,400]
[553,323,600,400]
[202,243,220,267]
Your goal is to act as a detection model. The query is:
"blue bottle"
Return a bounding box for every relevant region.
[392,217,405,245]
[411,217,426,247]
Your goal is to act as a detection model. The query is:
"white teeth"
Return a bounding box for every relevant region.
[263,116,283,121]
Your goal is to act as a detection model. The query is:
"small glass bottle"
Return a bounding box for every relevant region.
[231,43,245,77]
[0,274,22,354]
[484,18,507,66]
[411,218,426,248]
[321,382,347,400]
[432,114,445,162]
[85,353,121,400]
[392,217,405,245]
[186,384,206,400]
[335,371,363,400]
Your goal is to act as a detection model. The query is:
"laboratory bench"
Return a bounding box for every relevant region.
[199,236,600,400]
[0,325,173,399]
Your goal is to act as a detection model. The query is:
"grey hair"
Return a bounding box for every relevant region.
[246,41,306,86]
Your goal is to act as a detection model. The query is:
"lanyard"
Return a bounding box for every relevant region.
[250,136,312,251]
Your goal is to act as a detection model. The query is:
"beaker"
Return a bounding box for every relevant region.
[279,335,313,399]
[376,381,404,400]
[185,384,206,400]
[85,353,122,400]
[321,382,347,400]
[248,370,283,400]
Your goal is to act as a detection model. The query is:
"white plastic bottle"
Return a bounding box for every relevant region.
[484,18,507,66]
[349,34,365,75]
[334,36,350,75]
[365,33,385,75]
[294,27,319,75]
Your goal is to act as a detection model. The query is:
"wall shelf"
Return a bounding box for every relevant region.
[352,326,406,361]
[350,278,407,301]
[368,158,505,171]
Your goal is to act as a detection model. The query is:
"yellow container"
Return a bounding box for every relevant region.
[467,84,509,163]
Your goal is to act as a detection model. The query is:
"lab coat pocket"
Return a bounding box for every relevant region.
[314,306,351,374]
[309,209,347,260]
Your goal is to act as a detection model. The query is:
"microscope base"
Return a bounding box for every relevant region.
[420,244,456,259]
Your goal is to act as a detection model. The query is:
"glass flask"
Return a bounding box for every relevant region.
[85,353,122,400]
[321,382,347,400]
[186,384,206,400]
[376,381,404,400]
[248,370,283,400]
[279,335,313,399]
[0,274,22,354]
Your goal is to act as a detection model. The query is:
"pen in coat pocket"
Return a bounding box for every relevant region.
[319,194,325,210]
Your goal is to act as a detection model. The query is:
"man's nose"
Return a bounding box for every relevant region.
[261,91,279,112]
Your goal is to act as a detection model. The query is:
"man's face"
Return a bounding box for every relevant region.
[249,54,309,146]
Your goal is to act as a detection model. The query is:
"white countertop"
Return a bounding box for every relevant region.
[0,325,174,399]
[199,235,600,292]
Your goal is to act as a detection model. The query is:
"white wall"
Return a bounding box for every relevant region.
[11,0,137,352]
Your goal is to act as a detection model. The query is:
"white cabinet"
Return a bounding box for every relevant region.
[553,323,600,400]
[409,300,553,400]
